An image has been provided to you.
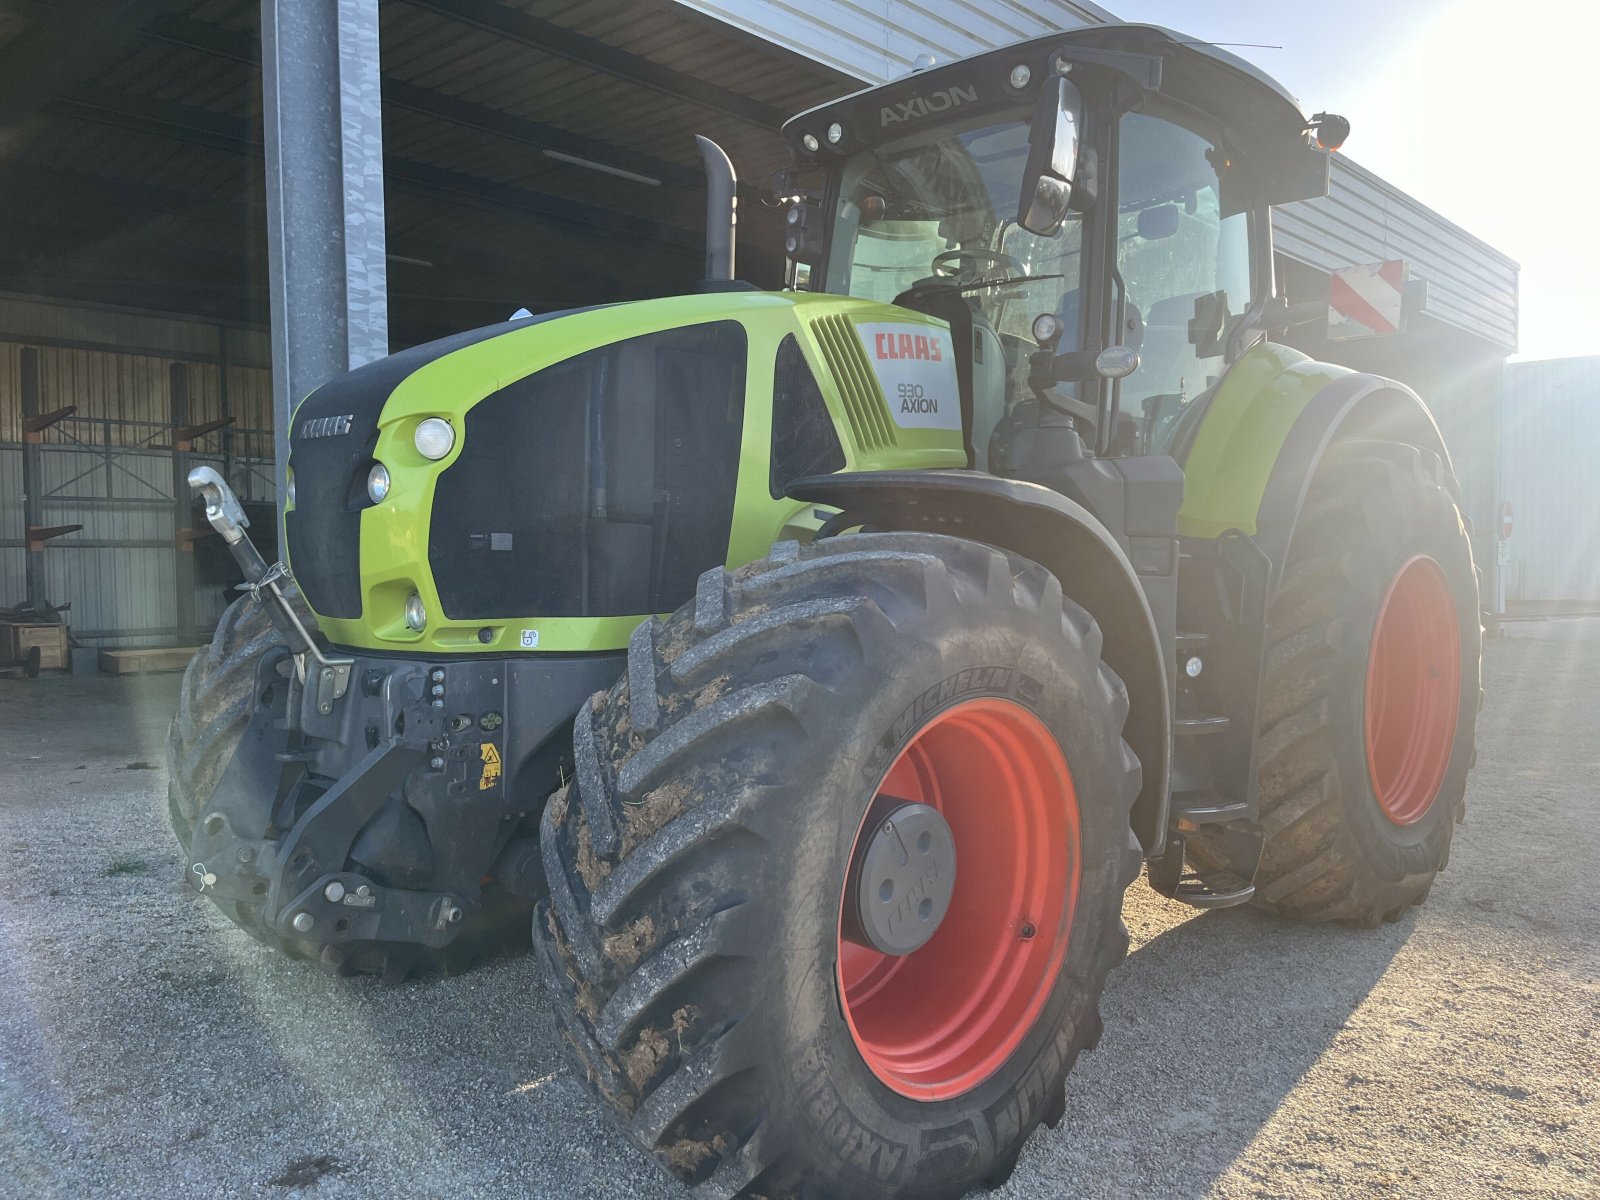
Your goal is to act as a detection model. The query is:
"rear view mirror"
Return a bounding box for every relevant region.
[1017,75,1084,236]
[1136,204,1179,240]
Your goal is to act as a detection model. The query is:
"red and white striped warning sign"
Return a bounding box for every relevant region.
[1328,259,1407,340]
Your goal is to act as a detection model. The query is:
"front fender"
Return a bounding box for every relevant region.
[788,469,1171,854]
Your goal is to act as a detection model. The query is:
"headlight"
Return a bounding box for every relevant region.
[366,462,390,504]
[414,417,455,460]
[404,592,427,631]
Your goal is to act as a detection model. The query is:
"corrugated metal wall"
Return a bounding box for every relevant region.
[1275,157,1518,350]
[1500,357,1600,606]
[672,0,1112,82]
[0,294,273,648]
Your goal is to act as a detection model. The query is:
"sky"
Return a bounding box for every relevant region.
[1112,0,1598,360]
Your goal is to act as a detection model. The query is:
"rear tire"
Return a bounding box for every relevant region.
[166,591,529,978]
[536,533,1142,1199]
[1190,440,1480,924]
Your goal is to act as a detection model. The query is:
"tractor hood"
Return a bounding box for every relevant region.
[284,291,965,655]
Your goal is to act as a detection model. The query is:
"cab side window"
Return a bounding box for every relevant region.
[1115,108,1253,454]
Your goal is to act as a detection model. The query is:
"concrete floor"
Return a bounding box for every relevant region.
[1,634,1596,1198]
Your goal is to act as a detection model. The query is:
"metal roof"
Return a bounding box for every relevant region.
[0,0,1517,350]
[0,0,848,345]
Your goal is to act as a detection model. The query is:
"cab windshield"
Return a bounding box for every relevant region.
[825,118,1083,339]
[822,116,1086,450]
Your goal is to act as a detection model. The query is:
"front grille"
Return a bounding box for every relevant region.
[285,308,600,621]
[428,321,748,620]
[285,393,381,619]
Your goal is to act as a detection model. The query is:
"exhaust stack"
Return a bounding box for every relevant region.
[695,135,736,282]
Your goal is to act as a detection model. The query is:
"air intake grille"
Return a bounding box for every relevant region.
[810,314,895,452]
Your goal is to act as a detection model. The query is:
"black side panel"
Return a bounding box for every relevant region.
[769,334,845,499]
[286,307,601,619]
[430,322,747,619]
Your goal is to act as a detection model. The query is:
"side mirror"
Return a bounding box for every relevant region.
[1017,75,1084,235]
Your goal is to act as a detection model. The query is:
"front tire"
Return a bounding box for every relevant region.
[536,533,1142,1199]
[166,591,529,977]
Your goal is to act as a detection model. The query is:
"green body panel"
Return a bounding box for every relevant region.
[1175,341,1353,540]
[299,291,964,654]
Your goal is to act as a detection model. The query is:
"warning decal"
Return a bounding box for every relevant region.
[1328,259,1407,340]
[479,742,502,791]
[854,322,962,432]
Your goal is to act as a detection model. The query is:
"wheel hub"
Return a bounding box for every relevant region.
[843,800,957,956]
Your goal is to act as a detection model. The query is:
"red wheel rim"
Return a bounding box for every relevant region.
[837,698,1080,1101]
[1365,555,1461,825]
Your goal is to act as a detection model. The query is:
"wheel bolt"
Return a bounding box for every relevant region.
[1019,921,1037,940]
[291,912,315,933]
[323,881,345,903]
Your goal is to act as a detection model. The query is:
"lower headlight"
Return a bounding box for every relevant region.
[404,592,427,631]
[367,462,390,504]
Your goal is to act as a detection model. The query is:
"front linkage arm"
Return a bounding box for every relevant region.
[187,467,352,714]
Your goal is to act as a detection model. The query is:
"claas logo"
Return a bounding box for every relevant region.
[874,331,944,362]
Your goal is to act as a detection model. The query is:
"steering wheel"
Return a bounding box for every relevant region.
[931,248,1025,283]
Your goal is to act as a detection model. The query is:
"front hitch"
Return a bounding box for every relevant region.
[188,466,352,713]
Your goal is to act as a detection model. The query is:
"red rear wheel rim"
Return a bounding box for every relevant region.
[1364,555,1462,825]
[837,698,1080,1101]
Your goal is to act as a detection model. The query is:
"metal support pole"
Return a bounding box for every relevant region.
[170,362,196,643]
[260,0,389,511]
[19,347,44,611]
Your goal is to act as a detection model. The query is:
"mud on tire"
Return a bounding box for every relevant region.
[536,533,1143,1199]
[1190,439,1481,925]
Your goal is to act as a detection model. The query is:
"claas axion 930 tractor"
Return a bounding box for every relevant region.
[170,23,1480,1199]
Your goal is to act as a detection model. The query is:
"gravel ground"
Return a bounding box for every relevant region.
[1,634,1596,1199]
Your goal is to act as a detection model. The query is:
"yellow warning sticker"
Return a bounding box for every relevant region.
[479,742,502,791]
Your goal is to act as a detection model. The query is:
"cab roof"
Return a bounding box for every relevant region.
[782,23,1328,207]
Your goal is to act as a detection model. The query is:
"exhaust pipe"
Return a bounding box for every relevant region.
[695,135,736,282]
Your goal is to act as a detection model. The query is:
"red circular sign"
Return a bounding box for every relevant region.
[1500,501,1513,541]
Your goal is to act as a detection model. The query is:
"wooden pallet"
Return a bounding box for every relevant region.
[98,646,201,675]
[2,621,69,672]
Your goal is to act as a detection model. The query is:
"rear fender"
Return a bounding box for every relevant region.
[1177,340,1457,582]
[788,469,1171,854]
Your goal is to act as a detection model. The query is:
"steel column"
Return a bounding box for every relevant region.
[19,347,44,610]
[260,0,388,510]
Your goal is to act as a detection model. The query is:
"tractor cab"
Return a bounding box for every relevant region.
[779,24,1335,470]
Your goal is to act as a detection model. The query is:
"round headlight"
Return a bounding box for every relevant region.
[1031,312,1062,345]
[404,592,427,631]
[801,132,820,153]
[414,417,455,461]
[1010,63,1032,89]
[366,462,390,504]
[826,122,844,145]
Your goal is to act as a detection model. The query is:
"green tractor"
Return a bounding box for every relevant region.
[169,22,1480,1199]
